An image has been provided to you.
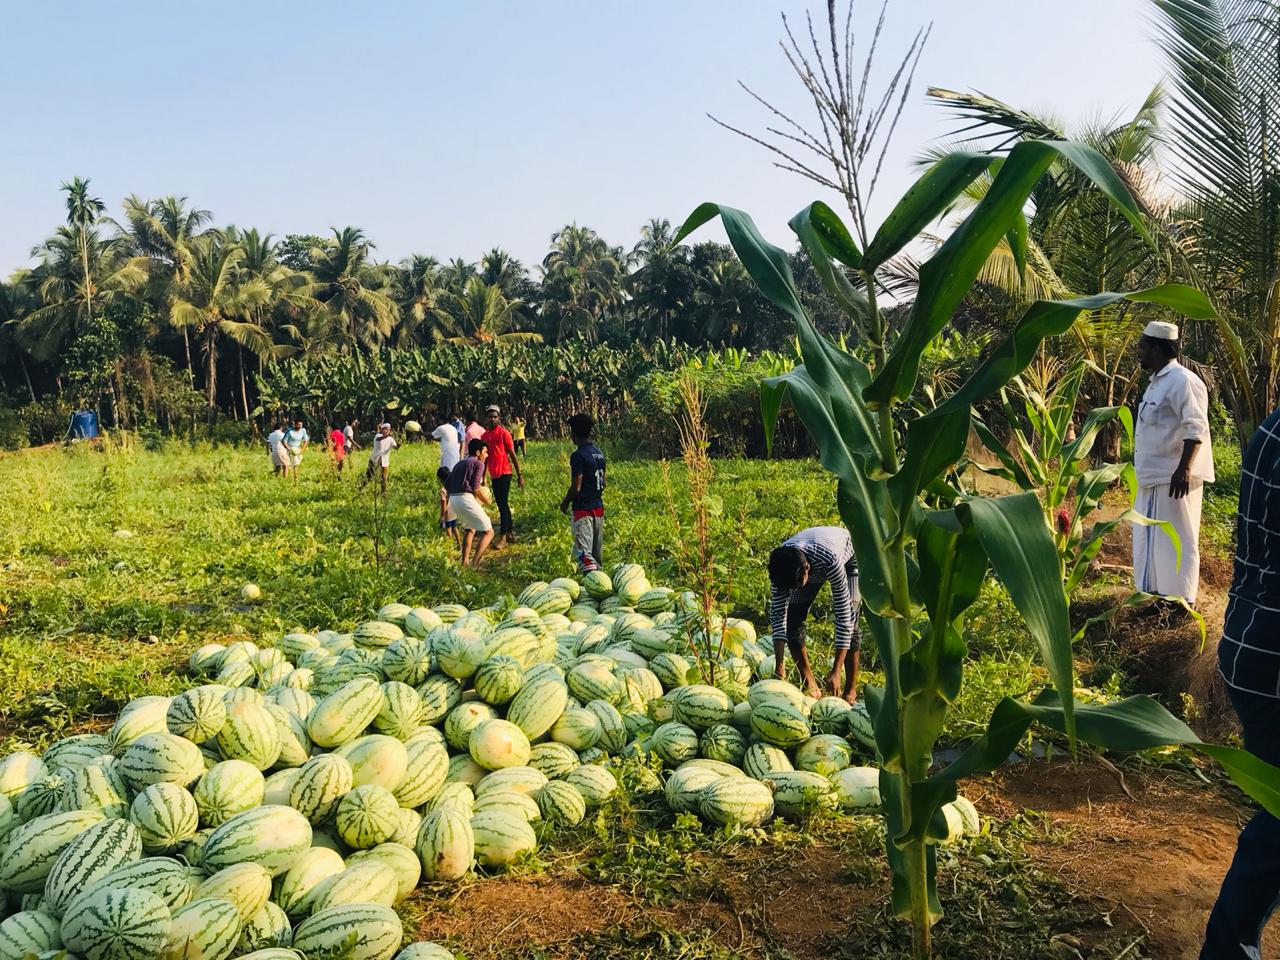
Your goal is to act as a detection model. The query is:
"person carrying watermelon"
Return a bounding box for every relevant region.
[767,527,860,702]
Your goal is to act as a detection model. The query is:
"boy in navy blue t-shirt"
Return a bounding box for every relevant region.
[559,413,606,571]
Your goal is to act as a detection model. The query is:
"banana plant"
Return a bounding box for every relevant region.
[675,141,1280,958]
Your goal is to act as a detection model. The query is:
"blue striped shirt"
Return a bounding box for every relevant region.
[769,527,858,649]
[1219,410,1280,697]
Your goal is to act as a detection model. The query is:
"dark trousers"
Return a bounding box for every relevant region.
[785,559,861,651]
[1202,685,1280,958]
[491,473,513,535]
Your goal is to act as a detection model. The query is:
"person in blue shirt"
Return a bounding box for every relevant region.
[283,420,309,481]
[559,413,606,571]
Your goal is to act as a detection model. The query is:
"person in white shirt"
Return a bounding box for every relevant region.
[1132,320,1214,605]
[360,423,399,492]
[431,421,461,472]
[283,420,309,481]
[344,420,360,452]
[266,422,287,478]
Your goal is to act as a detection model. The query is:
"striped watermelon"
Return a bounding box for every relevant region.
[43,817,142,917]
[43,735,110,775]
[672,685,733,730]
[216,702,282,771]
[473,656,524,706]
[61,760,129,820]
[346,843,421,901]
[167,688,228,744]
[333,735,409,792]
[795,734,853,776]
[239,950,304,960]
[307,678,384,749]
[582,571,613,599]
[951,796,981,836]
[373,682,423,740]
[444,755,486,788]
[469,809,536,870]
[224,687,268,708]
[523,662,565,687]
[846,701,876,750]
[432,630,485,680]
[306,861,398,912]
[354,620,404,648]
[527,742,580,780]
[428,784,475,817]
[808,696,852,736]
[196,862,272,919]
[188,644,226,676]
[217,660,257,688]
[130,782,199,852]
[273,846,346,919]
[763,771,838,820]
[376,603,412,627]
[117,733,204,791]
[392,738,448,809]
[566,661,621,705]
[195,760,266,827]
[179,828,214,871]
[0,810,105,893]
[742,743,793,779]
[648,653,692,691]
[431,603,468,624]
[648,723,699,767]
[15,774,65,822]
[202,806,312,877]
[442,703,497,752]
[164,896,241,960]
[472,767,547,799]
[0,911,62,960]
[292,903,403,960]
[472,790,541,823]
[831,766,880,812]
[60,886,172,960]
[534,781,586,825]
[393,943,454,960]
[88,857,202,911]
[382,639,434,688]
[288,755,353,824]
[266,705,312,768]
[107,697,172,755]
[334,786,400,850]
[749,702,811,748]
[415,675,464,726]
[414,809,473,883]
[549,708,601,751]
[238,901,293,953]
[664,764,725,813]
[698,724,747,766]
[279,633,320,659]
[698,777,774,827]
[469,720,532,772]
[394,806,426,846]
[271,688,318,724]
[403,607,443,639]
[505,679,569,741]
[563,765,616,807]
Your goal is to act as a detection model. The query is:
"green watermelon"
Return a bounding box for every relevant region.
[307,861,398,912]
[333,735,409,791]
[217,702,282,771]
[0,911,62,960]
[0,810,106,893]
[61,886,172,960]
[88,857,202,911]
[414,809,473,883]
[549,707,601,752]
[166,688,228,744]
[470,809,536,870]
[202,806,312,877]
[292,904,403,960]
[698,777,774,827]
[473,656,524,706]
[382,638,434,688]
[130,782,199,852]
[43,818,142,917]
[505,679,569,741]
[392,739,448,809]
[334,785,400,850]
[563,765,616,807]
[164,896,241,960]
[749,702,810,748]
[307,678,384,748]
[288,754,353,824]
[346,843,420,901]
[273,845,347,919]
[527,742,580,780]
[415,675,464,725]
[469,720,532,771]
[195,760,266,827]
[238,901,293,953]
[533,781,587,826]
[195,862,272,919]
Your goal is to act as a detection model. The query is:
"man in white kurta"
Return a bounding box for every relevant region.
[1132,320,1213,604]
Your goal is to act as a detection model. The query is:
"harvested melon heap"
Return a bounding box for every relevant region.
[0,563,981,960]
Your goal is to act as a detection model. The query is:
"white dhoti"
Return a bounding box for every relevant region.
[1132,481,1203,603]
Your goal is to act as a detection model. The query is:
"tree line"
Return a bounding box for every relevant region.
[0,189,849,424]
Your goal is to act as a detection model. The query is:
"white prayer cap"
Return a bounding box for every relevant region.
[379,422,391,430]
[1143,320,1179,340]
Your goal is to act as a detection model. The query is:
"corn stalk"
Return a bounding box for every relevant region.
[676,140,1280,957]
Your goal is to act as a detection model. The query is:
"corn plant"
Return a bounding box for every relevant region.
[973,358,1175,593]
[676,141,1280,957]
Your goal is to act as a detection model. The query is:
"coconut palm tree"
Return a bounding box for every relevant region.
[169,234,272,416]
[540,224,625,342]
[443,277,540,344]
[307,227,399,351]
[19,224,145,363]
[392,255,455,346]
[115,194,215,386]
[629,218,694,339]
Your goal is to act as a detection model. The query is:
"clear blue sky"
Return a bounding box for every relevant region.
[0,1,1164,276]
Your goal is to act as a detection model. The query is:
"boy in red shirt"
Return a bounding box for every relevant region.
[328,424,347,473]
[481,404,524,547]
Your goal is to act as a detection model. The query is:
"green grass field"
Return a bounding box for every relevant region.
[0,436,1236,958]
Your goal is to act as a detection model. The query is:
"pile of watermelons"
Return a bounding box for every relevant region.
[0,563,981,960]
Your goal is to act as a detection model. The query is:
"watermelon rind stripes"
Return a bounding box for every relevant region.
[61,886,172,960]
[43,817,143,917]
[291,903,403,960]
[0,810,106,894]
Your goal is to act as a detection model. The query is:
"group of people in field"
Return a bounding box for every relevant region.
[262,407,605,574]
